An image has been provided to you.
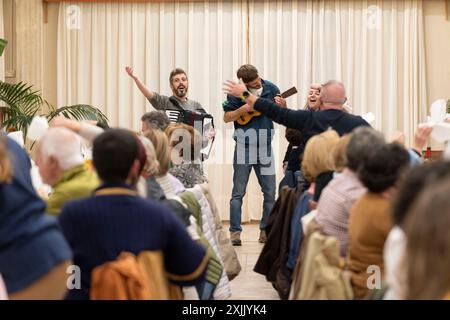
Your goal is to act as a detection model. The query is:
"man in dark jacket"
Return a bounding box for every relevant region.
[223,80,370,142]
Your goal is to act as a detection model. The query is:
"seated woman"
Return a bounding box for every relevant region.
[348,142,409,299]
[165,123,207,188]
[0,134,72,299]
[301,130,340,205]
[315,127,385,257]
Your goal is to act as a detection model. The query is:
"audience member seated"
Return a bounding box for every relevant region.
[141,111,171,132]
[348,142,409,299]
[403,178,450,300]
[144,128,185,196]
[301,130,340,203]
[0,134,72,299]
[165,123,208,188]
[59,129,208,300]
[384,161,450,299]
[35,127,99,215]
[315,127,385,257]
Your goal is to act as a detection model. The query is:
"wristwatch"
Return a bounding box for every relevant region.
[241,90,250,103]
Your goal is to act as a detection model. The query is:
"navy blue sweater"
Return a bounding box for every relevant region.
[59,184,208,300]
[254,98,370,141]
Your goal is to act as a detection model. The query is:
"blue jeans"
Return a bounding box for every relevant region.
[229,143,276,232]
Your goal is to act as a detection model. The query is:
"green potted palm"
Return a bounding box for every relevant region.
[0,38,108,144]
[0,81,108,144]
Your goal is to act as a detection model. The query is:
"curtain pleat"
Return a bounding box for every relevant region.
[57,0,427,221]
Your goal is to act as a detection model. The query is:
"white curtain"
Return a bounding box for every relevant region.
[0,0,4,82]
[57,0,427,222]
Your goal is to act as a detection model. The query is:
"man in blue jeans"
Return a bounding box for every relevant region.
[223,64,284,245]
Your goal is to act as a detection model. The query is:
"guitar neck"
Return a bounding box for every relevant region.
[280,87,298,99]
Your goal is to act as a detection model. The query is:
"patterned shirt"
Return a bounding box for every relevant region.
[315,168,366,256]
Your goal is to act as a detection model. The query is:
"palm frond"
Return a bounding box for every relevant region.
[0,81,44,115]
[1,81,108,145]
[47,104,108,124]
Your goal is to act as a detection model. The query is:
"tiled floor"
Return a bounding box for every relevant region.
[225,222,280,300]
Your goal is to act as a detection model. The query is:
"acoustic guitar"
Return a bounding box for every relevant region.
[235,86,298,125]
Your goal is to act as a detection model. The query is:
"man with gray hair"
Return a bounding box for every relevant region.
[141,111,171,132]
[223,79,370,143]
[315,127,386,257]
[35,127,99,215]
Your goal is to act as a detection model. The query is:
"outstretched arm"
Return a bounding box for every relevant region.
[125,66,155,101]
[223,79,309,130]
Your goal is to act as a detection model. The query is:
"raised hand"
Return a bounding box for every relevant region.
[125,66,137,80]
[413,125,433,154]
[223,78,247,98]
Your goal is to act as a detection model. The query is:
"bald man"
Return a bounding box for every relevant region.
[223,80,369,143]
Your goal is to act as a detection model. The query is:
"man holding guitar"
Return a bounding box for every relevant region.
[223,64,287,246]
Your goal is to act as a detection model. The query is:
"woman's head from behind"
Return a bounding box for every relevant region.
[302,130,340,182]
[143,128,171,177]
[165,123,203,163]
[404,178,450,299]
[358,142,410,194]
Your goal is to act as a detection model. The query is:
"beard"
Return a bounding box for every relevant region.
[175,85,187,98]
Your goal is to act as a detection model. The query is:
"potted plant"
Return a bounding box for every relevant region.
[0,38,7,57]
[0,81,108,144]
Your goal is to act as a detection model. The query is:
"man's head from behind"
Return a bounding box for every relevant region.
[141,111,170,133]
[169,68,189,99]
[320,80,347,110]
[36,127,84,186]
[93,129,142,185]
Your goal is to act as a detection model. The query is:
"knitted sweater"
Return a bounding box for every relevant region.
[59,183,208,300]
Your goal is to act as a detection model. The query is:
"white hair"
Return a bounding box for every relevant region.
[39,127,84,170]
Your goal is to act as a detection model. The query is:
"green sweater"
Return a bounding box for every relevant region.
[46,164,99,215]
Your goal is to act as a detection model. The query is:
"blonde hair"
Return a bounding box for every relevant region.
[302,130,340,181]
[0,135,12,183]
[143,129,171,176]
[138,136,160,177]
[332,134,352,173]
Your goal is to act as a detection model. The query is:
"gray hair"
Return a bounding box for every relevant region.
[39,127,84,171]
[141,111,170,131]
[346,127,385,172]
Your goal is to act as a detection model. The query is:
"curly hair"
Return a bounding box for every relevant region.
[285,128,303,146]
[141,111,171,131]
[358,142,410,193]
[165,123,203,161]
